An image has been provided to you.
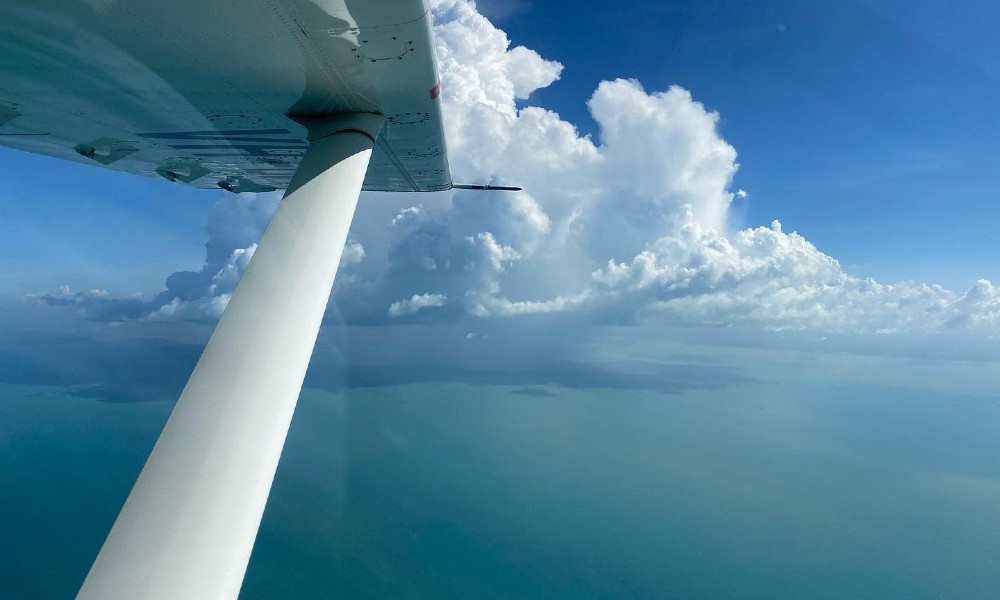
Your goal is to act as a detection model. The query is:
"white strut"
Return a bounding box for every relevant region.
[77,113,385,600]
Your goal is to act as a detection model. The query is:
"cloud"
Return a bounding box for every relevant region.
[390,206,423,226]
[505,46,562,100]
[588,207,1000,333]
[45,285,110,302]
[34,192,365,322]
[387,293,448,318]
[342,1,747,324]
[38,0,1000,339]
[340,239,366,267]
[32,193,270,321]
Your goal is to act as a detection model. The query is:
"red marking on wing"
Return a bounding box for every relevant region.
[429,82,441,100]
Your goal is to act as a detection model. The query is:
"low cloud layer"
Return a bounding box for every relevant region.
[37,0,1000,336]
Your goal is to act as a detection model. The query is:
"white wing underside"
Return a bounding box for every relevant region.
[0,0,451,192]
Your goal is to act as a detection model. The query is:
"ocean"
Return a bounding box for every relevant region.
[2,374,1000,598]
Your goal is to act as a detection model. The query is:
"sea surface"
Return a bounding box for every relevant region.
[3,374,1000,598]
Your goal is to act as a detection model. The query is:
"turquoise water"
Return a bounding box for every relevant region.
[3,378,1000,598]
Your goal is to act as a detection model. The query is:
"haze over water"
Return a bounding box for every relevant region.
[4,347,1000,599]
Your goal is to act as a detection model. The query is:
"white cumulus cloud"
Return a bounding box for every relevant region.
[388,293,448,318]
[504,45,563,100]
[340,239,366,266]
[587,207,994,333]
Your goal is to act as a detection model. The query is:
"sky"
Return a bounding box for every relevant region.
[478,0,1000,289]
[2,0,1000,343]
[4,0,1000,441]
[3,1,1000,597]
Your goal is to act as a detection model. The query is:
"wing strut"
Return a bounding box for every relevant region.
[77,113,385,600]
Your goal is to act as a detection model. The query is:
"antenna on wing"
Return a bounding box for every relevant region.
[453,183,522,191]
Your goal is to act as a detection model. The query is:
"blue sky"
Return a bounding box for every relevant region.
[0,150,210,295]
[3,0,1000,342]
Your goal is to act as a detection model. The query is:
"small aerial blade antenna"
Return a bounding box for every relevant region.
[453,183,522,191]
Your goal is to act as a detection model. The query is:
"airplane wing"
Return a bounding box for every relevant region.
[0,2,470,599]
[0,0,451,192]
